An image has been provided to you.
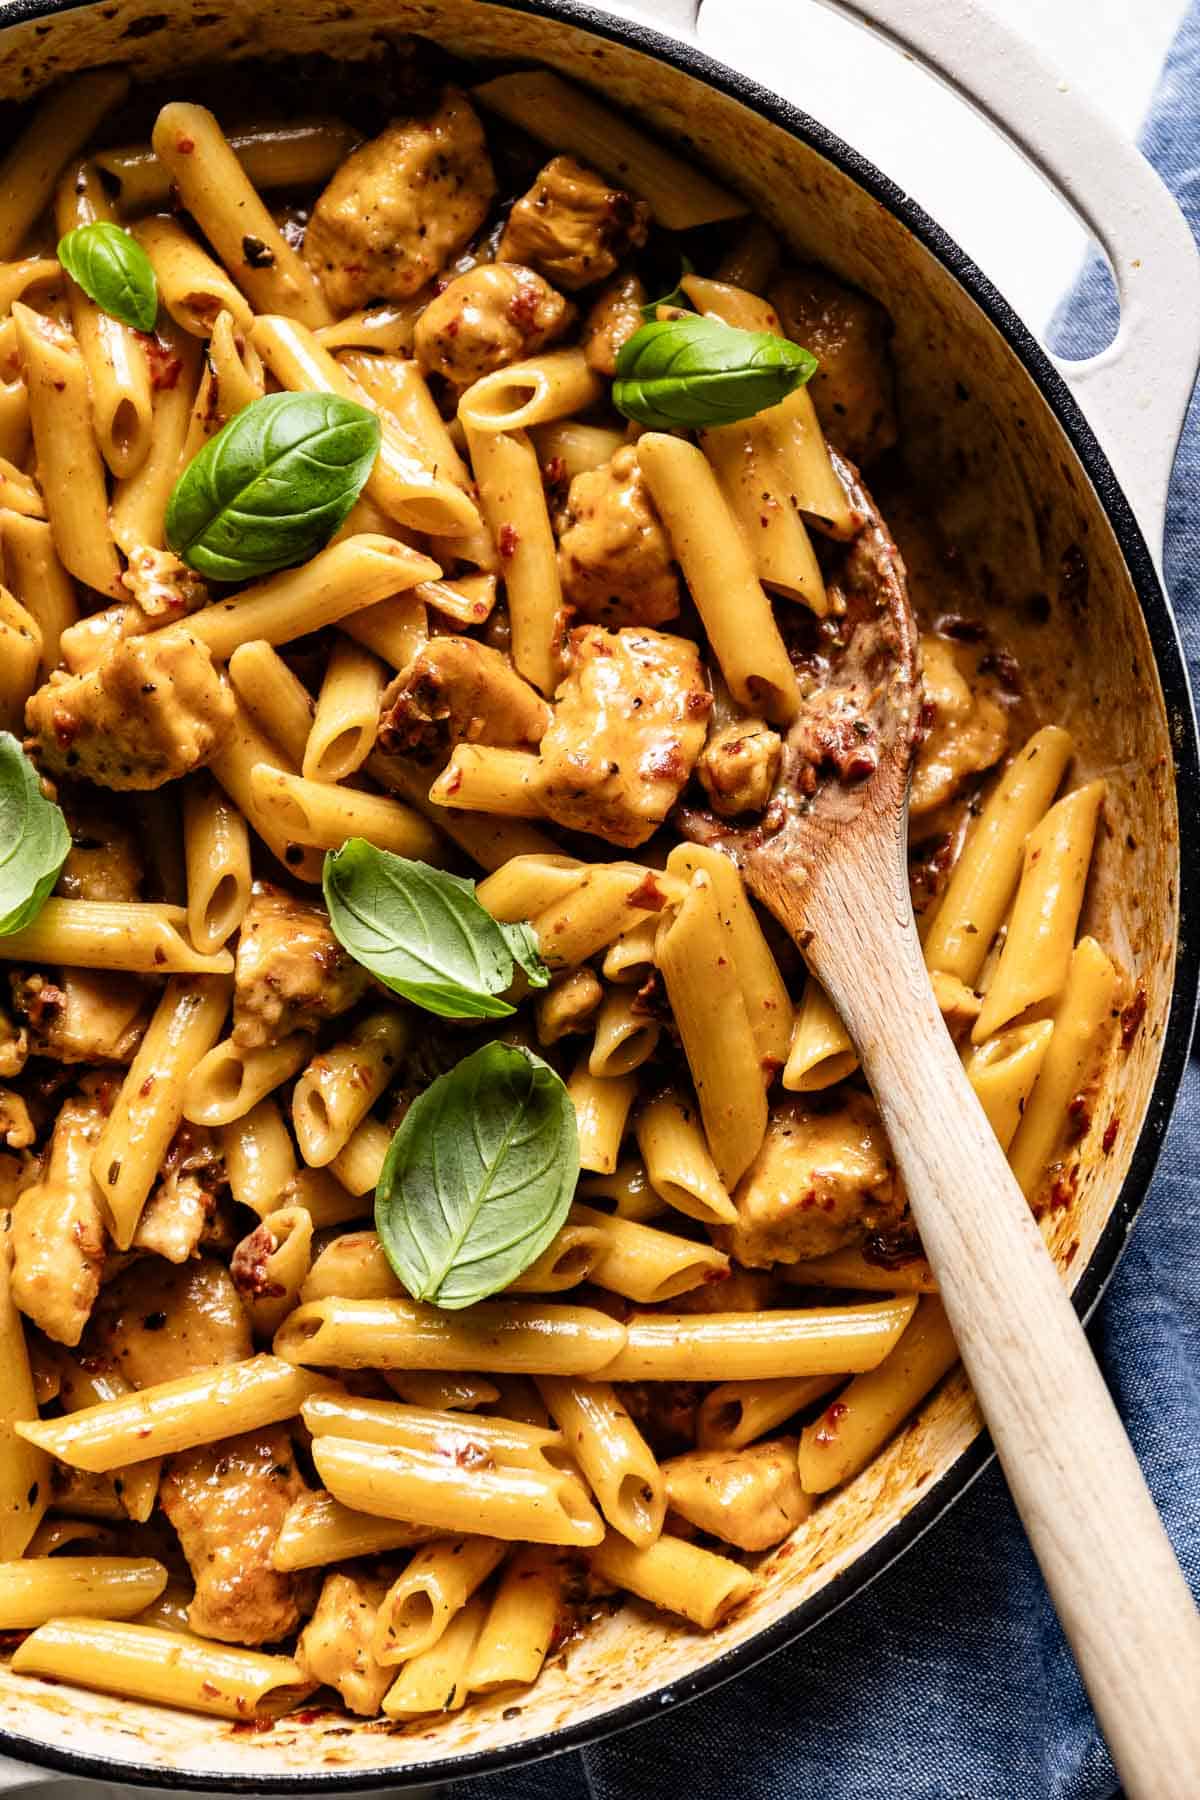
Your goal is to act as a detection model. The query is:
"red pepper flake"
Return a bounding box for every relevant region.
[1120,985,1147,1049]
[1102,1114,1120,1154]
[143,335,183,391]
[814,1400,848,1446]
[175,133,195,154]
[498,523,520,558]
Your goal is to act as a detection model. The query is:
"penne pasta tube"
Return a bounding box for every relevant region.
[285,1167,371,1229]
[0,457,45,518]
[152,105,333,327]
[186,534,439,661]
[54,1357,160,1524]
[797,1297,959,1492]
[98,118,361,213]
[570,1202,729,1304]
[0,589,41,732]
[477,853,586,923]
[578,1158,667,1223]
[233,1207,314,1339]
[55,161,154,480]
[314,1435,604,1545]
[207,306,266,415]
[183,1029,313,1123]
[507,1219,607,1293]
[590,1530,754,1629]
[0,70,130,256]
[466,421,563,696]
[538,1376,665,1547]
[302,1392,569,1473]
[0,1557,167,1630]
[0,901,231,976]
[208,698,323,885]
[634,1090,736,1227]
[131,212,254,338]
[965,1019,1056,1153]
[383,1373,500,1411]
[370,747,559,872]
[222,1098,297,1217]
[12,303,122,597]
[11,1618,313,1719]
[602,917,659,987]
[316,298,427,355]
[468,1546,564,1693]
[182,775,252,956]
[782,1248,938,1294]
[598,1297,918,1382]
[382,1592,487,1719]
[134,1583,197,1635]
[250,762,445,863]
[0,1225,49,1557]
[414,571,498,629]
[924,725,1074,983]
[588,987,660,1077]
[0,255,61,315]
[655,871,768,1189]
[972,780,1106,1041]
[373,1537,507,1663]
[304,637,386,782]
[638,432,801,722]
[25,1519,113,1558]
[89,975,230,1250]
[1008,936,1123,1199]
[293,1011,410,1168]
[301,1231,400,1304]
[472,72,746,228]
[568,1062,637,1176]
[696,1374,841,1451]
[535,967,604,1049]
[338,350,473,492]
[701,419,827,613]
[459,349,604,434]
[534,863,681,968]
[666,843,792,1070]
[329,1118,391,1198]
[274,1297,628,1374]
[17,1356,330,1473]
[226,639,314,766]
[429,744,547,817]
[273,1491,437,1571]
[532,419,626,479]
[341,591,429,671]
[110,319,204,554]
[783,979,858,1091]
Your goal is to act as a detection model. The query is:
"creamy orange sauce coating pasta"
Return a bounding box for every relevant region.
[0,48,1126,1726]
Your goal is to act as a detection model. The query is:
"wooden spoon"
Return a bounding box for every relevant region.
[680,454,1200,1797]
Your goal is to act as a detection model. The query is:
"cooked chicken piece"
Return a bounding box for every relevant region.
[534,967,604,1046]
[161,1426,310,1645]
[537,625,710,848]
[413,263,572,385]
[770,266,897,467]
[232,884,369,1050]
[304,90,495,312]
[296,1570,392,1715]
[557,448,681,628]
[668,1268,776,1314]
[664,1438,811,1551]
[0,1001,26,1078]
[618,1380,705,1457]
[910,636,1008,817]
[88,1255,250,1386]
[582,272,647,375]
[723,1091,905,1268]
[10,1089,108,1346]
[25,630,235,791]
[0,1087,33,1148]
[121,545,208,620]
[498,156,650,291]
[696,717,783,817]
[57,797,143,902]
[378,637,552,763]
[132,1125,226,1264]
[9,969,146,1065]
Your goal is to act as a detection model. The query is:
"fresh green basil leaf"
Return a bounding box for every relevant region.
[613,315,817,430]
[324,838,533,1020]
[640,254,694,323]
[57,222,159,334]
[165,390,381,582]
[500,919,551,990]
[0,733,70,937]
[376,1041,578,1308]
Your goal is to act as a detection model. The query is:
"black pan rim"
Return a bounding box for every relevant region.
[0,0,1196,1788]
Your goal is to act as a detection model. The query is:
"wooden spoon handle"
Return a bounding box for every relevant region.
[807,865,1200,1798]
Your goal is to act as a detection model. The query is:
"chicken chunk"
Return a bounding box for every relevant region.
[232,884,369,1049]
[25,630,234,791]
[304,90,495,312]
[9,969,146,1065]
[557,449,681,630]
[663,1439,811,1551]
[770,266,897,467]
[583,272,647,375]
[378,637,552,764]
[910,635,1008,817]
[88,1256,250,1386]
[498,156,650,291]
[413,263,572,386]
[696,717,782,817]
[296,1571,392,1715]
[121,545,208,620]
[132,1125,226,1264]
[537,625,710,848]
[724,1091,905,1268]
[161,1426,310,1645]
[10,1089,108,1346]
[0,1087,33,1148]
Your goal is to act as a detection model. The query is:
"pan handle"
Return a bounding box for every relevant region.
[588,0,1199,563]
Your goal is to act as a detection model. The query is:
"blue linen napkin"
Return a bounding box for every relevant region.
[457,12,1200,1797]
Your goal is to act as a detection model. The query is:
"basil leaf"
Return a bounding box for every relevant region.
[500,920,551,990]
[640,254,694,323]
[165,390,381,582]
[376,1041,578,1308]
[324,839,534,1020]
[0,733,70,937]
[613,315,817,430]
[57,222,158,334]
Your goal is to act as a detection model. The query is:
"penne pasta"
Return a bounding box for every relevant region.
[598,1297,917,1382]
[131,212,254,338]
[182,775,252,956]
[250,762,444,863]
[429,745,547,817]
[666,843,792,1070]
[468,1546,564,1693]
[0,1224,49,1557]
[98,118,361,213]
[466,421,563,696]
[459,349,604,434]
[588,987,660,1078]
[222,1098,297,1218]
[234,1207,314,1338]
[696,1375,842,1451]
[329,1118,392,1198]
[590,1530,754,1629]
[373,1537,507,1663]
[0,901,231,976]
[783,979,858,1092]
[2,512,80,675]
[293,1011,410,1168]
[183,1034,311,1129]
[965,1019,1056,1153]
[381,1592,487,1719]
[110,319,204,554]
[0,70,130,256]
[570,1202,730,1304]
[538,1376,665,1547]
[304,636,386,782]
[0,1556,167,1630]
[567,1060,638,1176]
[273,1296,628,1375]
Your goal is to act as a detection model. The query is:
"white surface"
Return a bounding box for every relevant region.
[0,0,1187,1793]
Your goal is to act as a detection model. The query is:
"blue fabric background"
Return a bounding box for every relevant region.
[457,14,1200,1796]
